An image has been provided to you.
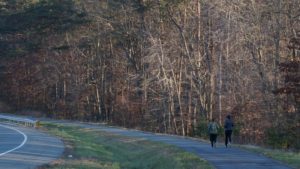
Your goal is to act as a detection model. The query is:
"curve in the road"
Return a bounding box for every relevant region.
[0,124,27,156]
[0,123,64,169]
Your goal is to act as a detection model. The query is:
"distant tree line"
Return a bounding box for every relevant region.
[0,0,299,149]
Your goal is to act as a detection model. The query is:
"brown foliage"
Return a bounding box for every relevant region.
[0,0,299,147]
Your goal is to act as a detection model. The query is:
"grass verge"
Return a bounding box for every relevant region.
[39,122,214,169]
[240,145,300,169]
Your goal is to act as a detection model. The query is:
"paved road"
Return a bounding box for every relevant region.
[0,114,293,169]
[0,123,64,169]
[58,122,292,169]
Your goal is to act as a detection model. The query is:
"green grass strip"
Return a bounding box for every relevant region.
[240,145,300,169]
[39,122,214,169]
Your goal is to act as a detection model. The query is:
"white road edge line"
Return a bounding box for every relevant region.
[0,124,28,156]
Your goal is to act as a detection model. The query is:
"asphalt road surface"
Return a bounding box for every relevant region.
[0,123,64,169]
[58,122,293,169]
[0,114,293,169]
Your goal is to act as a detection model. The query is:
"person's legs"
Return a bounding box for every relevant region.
[225,130,229,147]
[228,130,232,144]
[214,134,217,147]
[210,134,218,148]
[210,134,214,147]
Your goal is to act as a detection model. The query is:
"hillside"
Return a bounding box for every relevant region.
[0,0,299,149]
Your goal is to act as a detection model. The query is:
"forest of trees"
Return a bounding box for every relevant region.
[0,0,299,149]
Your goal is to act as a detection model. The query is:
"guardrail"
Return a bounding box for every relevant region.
[0,114,39,127]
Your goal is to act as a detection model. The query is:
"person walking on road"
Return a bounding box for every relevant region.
[208,118,219,148]
[224,115,234,148]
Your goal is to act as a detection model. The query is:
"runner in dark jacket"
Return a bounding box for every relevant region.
[224,115,234,148]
